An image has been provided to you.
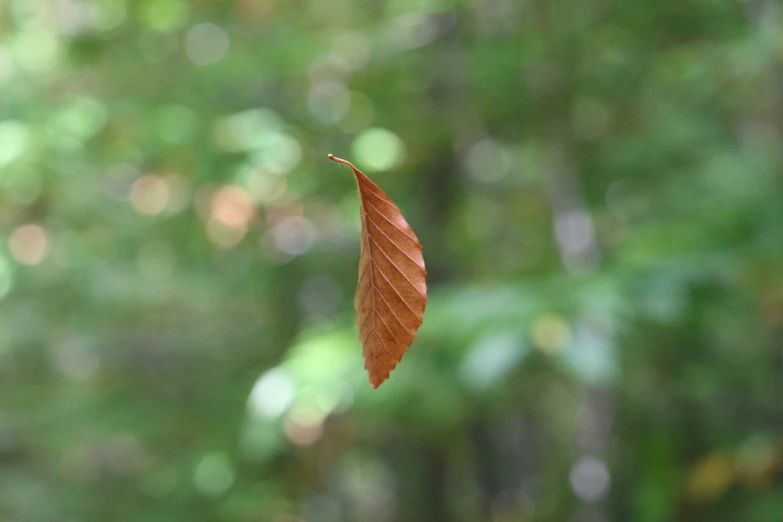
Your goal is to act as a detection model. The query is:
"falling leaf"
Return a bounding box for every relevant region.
[328,154,427,388]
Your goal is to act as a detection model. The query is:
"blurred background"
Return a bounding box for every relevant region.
[2,0,783,521]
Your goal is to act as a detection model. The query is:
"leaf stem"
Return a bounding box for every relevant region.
[327,154,356,170]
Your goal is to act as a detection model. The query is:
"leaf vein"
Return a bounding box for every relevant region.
[364,220,426,300]
[362,198,417,242]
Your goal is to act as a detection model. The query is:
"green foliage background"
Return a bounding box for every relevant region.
[2,0,783,521]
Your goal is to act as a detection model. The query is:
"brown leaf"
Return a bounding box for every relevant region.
[328,154,427,388]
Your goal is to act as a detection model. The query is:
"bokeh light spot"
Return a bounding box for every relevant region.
[569,456,610,502]
[0,120,31,167]
[555,209,597,257]
[686,451,735,501]
[138,0,189,33]
[283,404,324,446]
[331,31,371,72]
[48,98,108,150]
[53,1,94,36]
[94,1,128,32]
[245,167,288,204]
[248,132,302,174]
[461,331,528,390]
[248,369,296,419]
[211,185,256,228]
[9,224,49,266]
[213,109,283,152]
[185,23,230,66]
[531,314,570,353]
[12,30,60,71]
[308,82,350,125]
[352,128,406,172]
[68,97,108,138]
[465,139,513,183]
[206,219,247,249]
[388,11,440,50]
[272,216,316,256]
[193,453,234,498]
[130,175,170,215]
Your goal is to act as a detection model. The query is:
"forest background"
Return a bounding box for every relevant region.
[2,0,783,521]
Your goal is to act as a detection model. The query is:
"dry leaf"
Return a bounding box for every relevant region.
[328,154,427,388]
